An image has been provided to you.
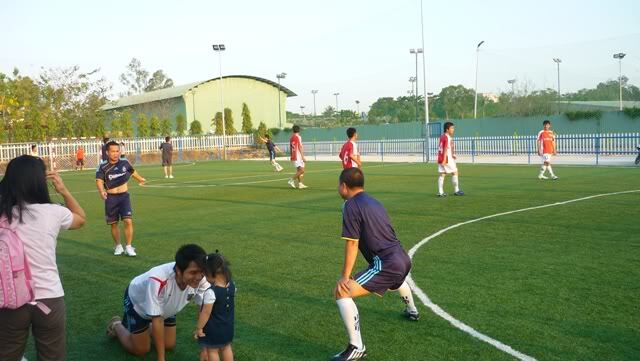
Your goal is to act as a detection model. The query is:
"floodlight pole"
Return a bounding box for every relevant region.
[277,72,287,128]
[212,43,226,159]
[474,40,485,119]
[311,90,318,116]
[410,48,422,123]
[613,52,626,111]
[420,0,430,162]
[553,58,562,113]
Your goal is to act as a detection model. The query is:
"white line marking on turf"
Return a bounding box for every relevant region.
[407,189,640,361]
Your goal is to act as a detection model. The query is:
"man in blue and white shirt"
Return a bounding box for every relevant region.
[96,141,146,256]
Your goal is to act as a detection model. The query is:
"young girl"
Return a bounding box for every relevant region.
[195,252,236,361]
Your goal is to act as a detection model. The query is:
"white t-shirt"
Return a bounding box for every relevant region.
[128,262,212,319]
[12,203,73,300]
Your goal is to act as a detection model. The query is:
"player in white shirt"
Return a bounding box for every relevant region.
[107,244,212,361]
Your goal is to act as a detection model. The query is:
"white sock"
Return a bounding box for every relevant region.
[336,298,363,349]
[438,175,444,194]
[547,165,555,177]
[539,165,546,176]
[452,175,460,193]
[396,281,417,313]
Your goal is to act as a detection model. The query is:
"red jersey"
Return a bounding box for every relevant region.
[339,140,359,169]
[437,134,454,164]
[290,133,302,161]
[537,130,555,154]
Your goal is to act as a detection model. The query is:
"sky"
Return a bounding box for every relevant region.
[2,0,640,113]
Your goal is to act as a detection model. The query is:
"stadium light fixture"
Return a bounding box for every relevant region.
[333,92,340,113]
[212,43,227,159]
[613,52,626,111]
[276,73,287,128]
[474,40,485,119]
[311,90,319,117]
[409,48,423,123]
[507,79,516,94]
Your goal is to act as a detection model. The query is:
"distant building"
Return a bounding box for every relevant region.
[102,75,297,135]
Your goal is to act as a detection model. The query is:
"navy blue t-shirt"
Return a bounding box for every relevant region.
[96,159,135,190]
[341,192,402,264]
[266,140,275,152]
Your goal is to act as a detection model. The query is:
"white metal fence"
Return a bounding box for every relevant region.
[0,134,255,171]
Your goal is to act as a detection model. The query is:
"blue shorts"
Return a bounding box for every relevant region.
[122,286,176,334]
[269,150,276,161]
[354,247,412,296]
[105,192,133,224]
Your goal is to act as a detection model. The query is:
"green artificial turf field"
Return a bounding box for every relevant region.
[22,160,639,361]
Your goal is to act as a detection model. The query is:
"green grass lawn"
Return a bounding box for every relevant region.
[22,160,640,361]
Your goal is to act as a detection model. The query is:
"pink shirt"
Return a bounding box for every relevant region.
[12,203,73,300]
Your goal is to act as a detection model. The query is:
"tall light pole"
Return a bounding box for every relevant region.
[311,90,318,116]
[276,72,287,128]
[410,48,423,123]
[507,79,516,94]
[420,0,430,162]
[409,76,416,96]
[300,105,306,123]
[553,58,562,113]
[474,40,485,119]
[333,92,340,113]
[355,100,360,118]
[212,44,226,159]
[613,52,626,111]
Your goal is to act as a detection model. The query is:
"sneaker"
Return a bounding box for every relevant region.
[124,245,137,257]
[330,344,367,361]
[437,193,447,197]
[454,190,465,196]
[169,175,174,179]
[113,244,124,256]
[538,175,548,180]
[165,175,169,179]
[288,179,297,189]
[276,166,283,172]
[404,307,420,321]
[106,316,121,338]
[298,183,308,189]
[551,175,558,180]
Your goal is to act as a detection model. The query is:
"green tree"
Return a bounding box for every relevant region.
[149,115,160,136]
[256,121,268,138]
[121,110,134,137]
[224,108,236,135]
[175,113,186,136]
[137,113,149,137]
[213,112,223,135]
[160,118,171,136]
[189,119,203,135]
[241,103,253,133]
[119,58,174,96]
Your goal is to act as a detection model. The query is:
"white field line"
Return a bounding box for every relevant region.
[407,189,640,361]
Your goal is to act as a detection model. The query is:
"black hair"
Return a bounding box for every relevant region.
[106,141,120,151]
[204,251,232,283]
[543,120,551,126]
[0,155,52,224]
[444,122,454,132]
[103,137,110,144]
[175,244,207,272]
[165,136,171,142]
[346,127,357,139]
[292,125,300,133]
[31,144,37,150]
[339,167,365,189]
[264,134,271,139]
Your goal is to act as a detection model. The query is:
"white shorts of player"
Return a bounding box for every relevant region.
[438,161,458,174]
[541,154,553,164]
[293,160,305,168]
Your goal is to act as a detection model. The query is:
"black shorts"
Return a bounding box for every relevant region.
[76,159,84,166]
[354,247,411,296]
[105,192,132,224]
[122,286,176,334]
[162,157,172,166]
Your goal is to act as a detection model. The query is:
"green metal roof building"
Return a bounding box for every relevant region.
[102,75,297,134]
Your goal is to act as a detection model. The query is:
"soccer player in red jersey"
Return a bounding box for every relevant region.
[288,125,308,189]
[437,122,464,197]
[339,127,362,169]
[537,120,558,180]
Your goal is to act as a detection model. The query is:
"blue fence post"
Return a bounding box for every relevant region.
[178,138,183,162]
[527,136,531,165]
[380,140,384,163]
[472,138,476,164]
[595,133,600,166]
[313,141,317,161]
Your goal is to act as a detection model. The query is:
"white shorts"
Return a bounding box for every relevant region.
[541,154,552,164]
[438,161,457,174]
[293,160,305,168]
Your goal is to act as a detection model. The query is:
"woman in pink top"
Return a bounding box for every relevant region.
[0,155,86,361]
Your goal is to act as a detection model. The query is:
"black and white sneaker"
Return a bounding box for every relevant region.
[404,308,420,321]
[330,344,367,361]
